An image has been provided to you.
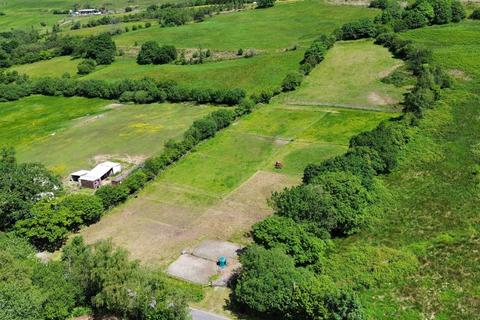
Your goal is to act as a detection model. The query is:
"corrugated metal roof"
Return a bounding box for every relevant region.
[80,162,120,181]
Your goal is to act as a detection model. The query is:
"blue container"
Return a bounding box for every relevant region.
[218,256,227,269]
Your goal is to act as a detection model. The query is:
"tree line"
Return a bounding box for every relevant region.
[0,71,246,105]
[335,0,466,41]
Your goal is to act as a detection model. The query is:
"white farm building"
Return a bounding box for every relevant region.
[70,162,121,189]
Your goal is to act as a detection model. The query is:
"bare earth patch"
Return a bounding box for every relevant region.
[378,64,402,78]
[80,171,299,266]
[448,69,471,81]
[104,103,125,110]
[368,91,398,106]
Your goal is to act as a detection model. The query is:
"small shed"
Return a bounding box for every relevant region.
[78,162,122,189]
[70,170,90,182]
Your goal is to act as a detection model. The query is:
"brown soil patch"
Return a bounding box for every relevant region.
[378,63,402,78]
[448,69,471,81]
[368,91,398,106]
[104,103,124,110]
[80,171,299,266]
[93,154,146,165]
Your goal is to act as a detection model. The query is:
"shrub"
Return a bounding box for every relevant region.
[77,59,96,75]
[470,8,480,19]
[210,109,235,129]
[349,121,409,173]
[402,9,429,29]
[303,146,383,188]
[281,72,303,92]
[252,216,331,266]
[137,42,177,65]
[233,245,364,319]
[83,33,116,65]
[122,170,148,194]
[234,98,256,116]
[154,45,177,64]
[60,194,103,225]
[14,200,79,251]
[95,185,129,209]
[271,171,372,236]
[137,41,160,65]
[256,0,276,8]
[450,0,466,22]
[432,0,452,24]
[191,117,218,140]
[403,87,435,117]
[338,18,378,40]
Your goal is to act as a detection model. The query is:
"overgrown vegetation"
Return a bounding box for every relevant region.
[231,3,463,317]
[0,233,194,319]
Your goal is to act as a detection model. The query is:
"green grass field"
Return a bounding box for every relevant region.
[339,21,480,319]
[112,0,378,50]
[0,0,161,31]
[0,96,216,176]
[12,51,303,94]
[11,1,378,95]
[80,40,400,264]
[285,39,409,110]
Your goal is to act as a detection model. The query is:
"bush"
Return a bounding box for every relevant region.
[137,41,160,65]
[77,59,96,75]
[432,0,452,24]
[154,44,177,64]
[190,117,218,140]
[402,9,429,29]
[233,245,364,319]
[83,33,116,65]
[338,18,378,40]
[137,41,177,65]
[450,0,466,22]
[95,185,129,209]
[303,146,383,188]
[60,194,103,225]
[349,121,409,173]
[252,216,331,266]
[271,171,372,236]
[210,109,235,129]
[122,170,148,194]
[281,72,303,92]
[256,0,276,8]
[403,87,435,117]
[14,200,79,251]
[470,8,480,19]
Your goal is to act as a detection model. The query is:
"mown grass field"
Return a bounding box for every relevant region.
[284,39,409,110]
[0,95,216,176]
[341,21,480,319]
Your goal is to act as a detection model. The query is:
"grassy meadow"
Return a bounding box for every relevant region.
[338,20,480,319]
[10,1,379,95]
[0,0,161,31]
[0,95,216,176]
[108,0,379,50]
[284,39,409,110]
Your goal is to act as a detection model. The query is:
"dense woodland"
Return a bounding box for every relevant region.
[0,0,478,319]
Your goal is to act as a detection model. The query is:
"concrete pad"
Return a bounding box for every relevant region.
[192,240,241,262]
[166,254,218,284]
